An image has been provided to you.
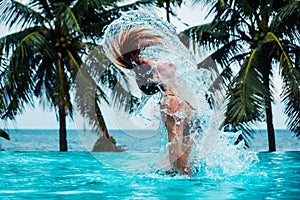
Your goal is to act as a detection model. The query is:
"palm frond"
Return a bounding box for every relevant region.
[264,32,300,135]
[267,31,300,136]
[74,65,106,133]
[81,45,135,113]
[65,49,82,78]
[117,0,155,10]
[33,57,54,97]
[74,44,140,136]
[197,56,228,110]
[0,39,5,67]
[226,46,269,124]
[72,0,116,12]
[210,39,245,67]
[191,0,226,13]
[19,31,53,59]
[272,1,300,42]
[28,0,53,19]
[182,21,230,51]
[104,64,136,113]
[0,0,45,29]
[0,26,44,55]
[72,0,154,41]
[58,6,82,36]
[73,59,111,136]
[233,122,255,148]
[1,31,51,119]
[276,0,300,22]
[281,66,300,136]
[71,0,118,30]
[207,68,232,110]
[191,0,219,5]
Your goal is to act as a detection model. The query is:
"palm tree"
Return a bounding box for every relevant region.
[0,0,153,151]
[184,0,300,151]
[156,0,183,22]
[0,44,10,141]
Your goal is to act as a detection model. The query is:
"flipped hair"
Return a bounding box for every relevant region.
[107,27,163,69]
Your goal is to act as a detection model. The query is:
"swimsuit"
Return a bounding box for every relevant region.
[139,82,162,95]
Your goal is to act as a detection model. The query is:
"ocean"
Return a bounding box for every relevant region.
[1,129,299,152]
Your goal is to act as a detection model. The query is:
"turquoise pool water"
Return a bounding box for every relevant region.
[1,130,300,199]
[1,151,300,199]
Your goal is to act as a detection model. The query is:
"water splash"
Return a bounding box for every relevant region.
[101,10,258,178]
[191,131,259,178]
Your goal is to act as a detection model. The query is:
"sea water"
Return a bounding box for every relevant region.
[1,129,300,199]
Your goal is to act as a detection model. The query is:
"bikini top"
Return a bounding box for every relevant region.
[139,82,162,95]
[137,75,197,110]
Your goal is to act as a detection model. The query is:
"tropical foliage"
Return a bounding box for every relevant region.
[0,0,153,151]
[156,0,183,22]
[1,0,298,152]
[185,0,300,151]
[0,48,10,141]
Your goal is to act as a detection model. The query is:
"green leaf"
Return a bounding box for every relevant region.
[19,31,53,59]
[59,6,82,36]
[0,0,45,29]
[226,46,269,124]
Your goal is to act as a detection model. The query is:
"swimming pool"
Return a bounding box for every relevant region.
[1,129,299,199]
[1,151,299,199]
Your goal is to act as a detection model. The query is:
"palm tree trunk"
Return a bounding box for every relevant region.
[166,0,171,22]
[59,107,68,151]
[103,129,110,139]
[263,61,276,152]
[265,102,276,151]
[95,101,110,139]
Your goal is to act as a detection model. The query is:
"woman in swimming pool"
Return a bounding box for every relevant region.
[104,27,195,176]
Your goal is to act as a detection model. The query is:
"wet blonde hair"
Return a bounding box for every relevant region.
[107,27,163,69]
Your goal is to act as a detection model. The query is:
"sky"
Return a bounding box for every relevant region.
[0,0,287,130]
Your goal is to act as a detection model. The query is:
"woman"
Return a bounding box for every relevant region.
[104,27,196,176]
